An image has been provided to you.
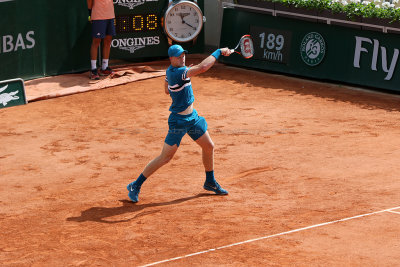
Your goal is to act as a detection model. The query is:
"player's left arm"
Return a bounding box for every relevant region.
[164,80,169,95]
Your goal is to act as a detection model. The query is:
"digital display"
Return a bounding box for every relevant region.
[250,26,292,64]
[115,14,159,33]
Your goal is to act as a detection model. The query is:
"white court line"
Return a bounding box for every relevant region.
[388,210,400,215]
[140,206,400,267]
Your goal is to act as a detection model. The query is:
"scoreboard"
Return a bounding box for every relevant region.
[111,0,204,60]
[115,14,158,33]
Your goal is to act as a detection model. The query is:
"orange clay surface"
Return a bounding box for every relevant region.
[1,59,400,266]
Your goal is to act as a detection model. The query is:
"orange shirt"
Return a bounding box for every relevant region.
[91,0,115,20]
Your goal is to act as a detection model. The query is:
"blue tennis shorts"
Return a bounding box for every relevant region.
[92,19,116,39]
[165,109,208,147]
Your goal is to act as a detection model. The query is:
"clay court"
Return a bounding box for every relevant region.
[1,58,400,266]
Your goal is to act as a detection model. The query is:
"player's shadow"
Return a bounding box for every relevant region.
[66,193,212,224]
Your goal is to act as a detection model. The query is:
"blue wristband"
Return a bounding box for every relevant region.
[211,49,221,59]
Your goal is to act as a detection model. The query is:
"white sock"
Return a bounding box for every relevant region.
[91,60,97,70]
[102,59,109,70]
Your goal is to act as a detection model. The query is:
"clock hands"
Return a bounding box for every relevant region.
[177,12,196,30]
[178,12,190,19]
[183,20,196,30]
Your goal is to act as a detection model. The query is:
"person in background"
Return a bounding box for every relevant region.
[87,0,115,80]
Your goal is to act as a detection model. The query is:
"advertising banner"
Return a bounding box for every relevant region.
[0,78,27,109]
[220,8,400,92]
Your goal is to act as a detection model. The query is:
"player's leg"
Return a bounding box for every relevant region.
[127,114,186,203]
[190,118,228,195]
[127,143,178,203]
[194,130,214,172]
[142,142,178,178]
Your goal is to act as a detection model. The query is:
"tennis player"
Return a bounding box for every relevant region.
[127,45,232,202]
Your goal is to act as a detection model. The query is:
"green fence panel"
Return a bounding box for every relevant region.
[220,8,400,92]
[44,1,91,76]
[0,0,91,81]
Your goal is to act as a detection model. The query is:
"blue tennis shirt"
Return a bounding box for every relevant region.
[166,65,195,113]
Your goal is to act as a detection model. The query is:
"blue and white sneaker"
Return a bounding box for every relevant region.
[203,181,228,195]
[127,182,141,203]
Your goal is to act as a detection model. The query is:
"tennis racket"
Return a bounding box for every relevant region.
[230,35,254,59]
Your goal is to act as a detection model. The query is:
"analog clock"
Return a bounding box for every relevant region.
[163,0,205,44]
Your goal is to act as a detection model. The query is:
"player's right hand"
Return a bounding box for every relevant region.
[220,48,232,56]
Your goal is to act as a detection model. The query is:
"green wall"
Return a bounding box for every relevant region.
[220,8,400,92]
[0,0,91,81]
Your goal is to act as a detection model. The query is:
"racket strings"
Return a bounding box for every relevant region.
[239,36,254,59]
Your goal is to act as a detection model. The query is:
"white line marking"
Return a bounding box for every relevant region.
[140,206,400,267]
[387,210,400,215]
[0,0,15,3]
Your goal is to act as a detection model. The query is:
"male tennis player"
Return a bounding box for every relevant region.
[127,45,232,203]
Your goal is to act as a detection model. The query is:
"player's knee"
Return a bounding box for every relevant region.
[203,141,214,152]
[209,141,215,150]
[161,154,174,165]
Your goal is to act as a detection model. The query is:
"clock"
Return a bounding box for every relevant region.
[163,0,206,44]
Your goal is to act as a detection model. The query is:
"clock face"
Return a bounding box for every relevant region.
[164,1,204,43]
